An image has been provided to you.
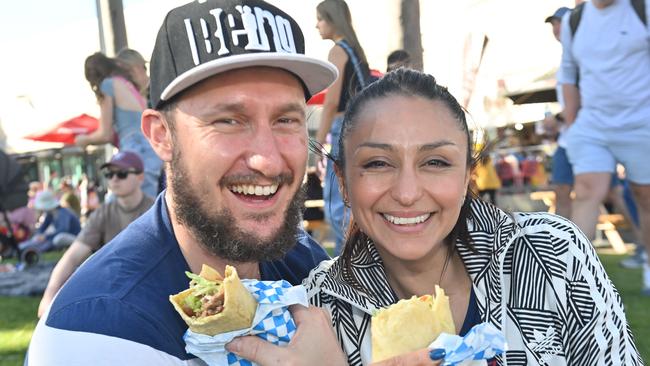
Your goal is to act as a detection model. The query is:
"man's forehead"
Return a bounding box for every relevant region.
[177,66,307,102]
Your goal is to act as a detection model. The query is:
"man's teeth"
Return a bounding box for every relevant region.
[230,184,279,196]
[383,213,430,225]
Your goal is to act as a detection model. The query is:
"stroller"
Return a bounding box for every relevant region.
[0,149,39,266]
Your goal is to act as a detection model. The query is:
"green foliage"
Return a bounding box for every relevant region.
[0,296,39,366]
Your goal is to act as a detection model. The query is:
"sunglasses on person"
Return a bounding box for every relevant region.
[103,169,140,180]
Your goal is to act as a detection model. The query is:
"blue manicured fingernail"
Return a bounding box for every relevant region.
[429,348,446,361]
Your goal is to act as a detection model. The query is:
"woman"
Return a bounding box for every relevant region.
[76,52,162,198]
[304,69,641,365]
[315,0,370,255]
[116,48,150,100]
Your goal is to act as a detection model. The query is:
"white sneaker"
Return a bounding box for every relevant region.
[619,249,647,269]
[643,263,650,296]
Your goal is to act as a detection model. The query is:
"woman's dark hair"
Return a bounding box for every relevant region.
[335,68,478,292]
[84,52,137,101]
[316,0,367,64]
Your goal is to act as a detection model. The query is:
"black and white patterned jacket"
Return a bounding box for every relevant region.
[304,199,643,365]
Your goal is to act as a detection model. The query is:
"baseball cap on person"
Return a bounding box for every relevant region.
[100,151,144,172]
[149,0,338,108]
[545,7,570,23]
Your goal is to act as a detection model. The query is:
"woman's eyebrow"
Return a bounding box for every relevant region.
[357,141,455,152]
[356,142,395,152]
[419,140,456,152]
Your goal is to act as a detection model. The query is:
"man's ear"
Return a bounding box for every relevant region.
[333,163,349,207]
[141,108,173,162]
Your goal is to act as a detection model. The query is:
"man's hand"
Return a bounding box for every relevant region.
[226,305,347,366]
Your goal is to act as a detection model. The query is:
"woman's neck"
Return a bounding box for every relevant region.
[381,245,470,299]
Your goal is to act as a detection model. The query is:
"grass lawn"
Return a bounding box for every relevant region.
[0,252,648,365]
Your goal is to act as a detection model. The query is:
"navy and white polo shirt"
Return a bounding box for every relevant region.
[28,193,329,365]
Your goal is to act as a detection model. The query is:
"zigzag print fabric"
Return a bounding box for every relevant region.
[304,199,643,365]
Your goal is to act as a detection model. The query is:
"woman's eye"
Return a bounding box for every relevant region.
[425,159,450,168]
[362,160,390,169]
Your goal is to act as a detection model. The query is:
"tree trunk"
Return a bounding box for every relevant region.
[400,0,423,71]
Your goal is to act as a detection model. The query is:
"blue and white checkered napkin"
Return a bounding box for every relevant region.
[428,323,506,366]
[183,279,308,366]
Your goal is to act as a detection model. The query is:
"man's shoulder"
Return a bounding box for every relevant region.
[44,195,192,358]
[31,296,194,364]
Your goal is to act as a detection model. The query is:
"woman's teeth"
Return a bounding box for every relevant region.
[383,213,431,225]
[229,184,279,196]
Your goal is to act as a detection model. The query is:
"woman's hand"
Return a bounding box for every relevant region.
[74,135,88,148]
[369,348,445,366]
[226,305,347,366]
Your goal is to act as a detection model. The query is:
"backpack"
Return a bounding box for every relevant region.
[569,0,647,36]
[336,40,379,92]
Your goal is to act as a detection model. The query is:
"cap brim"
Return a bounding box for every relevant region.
[544,16,556,23]
[160,53,338,104]
[100,162,129,170]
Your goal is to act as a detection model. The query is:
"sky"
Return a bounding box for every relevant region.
[0,0,573,153]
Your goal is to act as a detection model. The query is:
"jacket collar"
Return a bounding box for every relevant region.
[317,199,521,315]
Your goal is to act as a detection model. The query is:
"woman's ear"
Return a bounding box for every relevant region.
[141,109,173,162]
[333,163,350,207]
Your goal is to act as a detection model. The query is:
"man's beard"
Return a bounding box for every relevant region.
[170,148,305,263]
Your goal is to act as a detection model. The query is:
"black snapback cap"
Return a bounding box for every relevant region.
[149,0,338,108]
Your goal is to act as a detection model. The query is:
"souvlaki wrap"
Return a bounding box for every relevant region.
[170,264,257,336]
[371,285,456,362]
[170,264,309,366]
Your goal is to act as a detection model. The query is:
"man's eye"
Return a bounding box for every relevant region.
[277,117,300,124]
[214,119,238,125]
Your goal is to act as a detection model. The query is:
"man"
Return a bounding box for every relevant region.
[27,0,344,364]
[386,49,411,72]
[37,151,154,317]
[543,7,573,219]
[559,0,650,295]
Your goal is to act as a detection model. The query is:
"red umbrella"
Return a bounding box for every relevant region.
[24,114,99,145]
[307,69,384,105]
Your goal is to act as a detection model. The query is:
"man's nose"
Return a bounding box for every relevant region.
[246,127,284,178]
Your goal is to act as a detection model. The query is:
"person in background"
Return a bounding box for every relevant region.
[386,49,412,72]
[559,1,650,296]
[315,0,369,256]
[58,179,81,217]
[27,181,42,209]
[473,152,501,205]
[18,190,80,253]
[75,52,162,198]
[37,151,154,317]
[116,48,150,100]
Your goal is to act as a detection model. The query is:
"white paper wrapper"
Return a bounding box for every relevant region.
[428,322,506,366]
[183,280,308,366]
